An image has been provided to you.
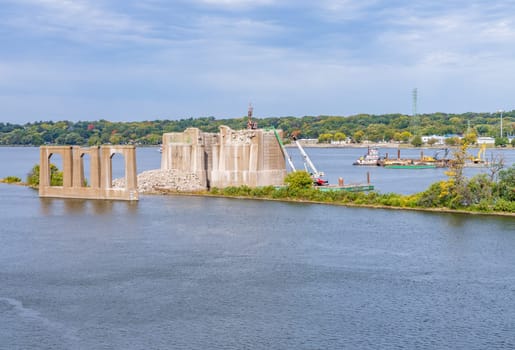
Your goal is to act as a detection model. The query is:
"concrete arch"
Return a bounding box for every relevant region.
[39,145,138,201]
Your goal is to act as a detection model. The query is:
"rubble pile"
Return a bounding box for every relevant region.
[113,169,205,193]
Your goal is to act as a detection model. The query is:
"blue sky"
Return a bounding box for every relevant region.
[0,0,514,123]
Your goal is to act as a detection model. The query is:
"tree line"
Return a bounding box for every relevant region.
[1,111,513,146]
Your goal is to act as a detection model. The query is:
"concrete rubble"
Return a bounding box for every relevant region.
[113,169,204,193]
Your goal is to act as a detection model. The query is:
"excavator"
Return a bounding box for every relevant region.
[471,144,487,164]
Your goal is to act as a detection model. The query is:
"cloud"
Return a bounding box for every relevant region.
[1,0,515,122]
[315,0,380,21]
[193,0,276,9]
[3,0,162,45]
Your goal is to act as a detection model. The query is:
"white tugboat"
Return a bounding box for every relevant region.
[353,147,381,166]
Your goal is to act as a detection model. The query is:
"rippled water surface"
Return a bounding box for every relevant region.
[1,147,515,349]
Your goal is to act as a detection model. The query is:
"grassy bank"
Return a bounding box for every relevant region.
[153,189,515,217]
[162,168,514,215]
[3,162,514,216]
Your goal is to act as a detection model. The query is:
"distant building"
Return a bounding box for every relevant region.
[421,135,446,145]
[297,138,319,145]
[477,137,495,145]
[330,138,351,145]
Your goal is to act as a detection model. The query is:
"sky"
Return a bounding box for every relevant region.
[0,0,514,123]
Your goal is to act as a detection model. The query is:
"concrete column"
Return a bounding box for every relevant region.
[89,147,101,189]
[62,147,73,188]
[124,147,137,190]
[39,147,50,188]
[100,147,113,189]
[72,147,84,188]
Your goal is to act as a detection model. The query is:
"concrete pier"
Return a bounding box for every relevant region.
[161,126,287,188]
[39,145,138,201]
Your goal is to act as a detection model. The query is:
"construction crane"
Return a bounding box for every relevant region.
[293,137,328,186]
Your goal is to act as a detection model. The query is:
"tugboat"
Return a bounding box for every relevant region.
[353,147,381,166]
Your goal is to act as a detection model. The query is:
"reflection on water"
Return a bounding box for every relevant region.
[39,197,139,216]
[1,148,515,350]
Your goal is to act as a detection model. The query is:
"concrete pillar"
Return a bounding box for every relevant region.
[72,146,84,188]
[100,147,113,189]
[89,147,101,189]
[39,147,50,188]
[124,147,137,191]
[62,147,73,188]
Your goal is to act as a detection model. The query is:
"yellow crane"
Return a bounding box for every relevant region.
[472,144,487,163]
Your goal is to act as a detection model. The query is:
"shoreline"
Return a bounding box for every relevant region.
[146,189,515,218]
[1,181,513,216]
[285,143,514,149]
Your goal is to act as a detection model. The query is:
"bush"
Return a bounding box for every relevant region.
[26,164,63,187]
[271,187,288,199]
[251,186,276,197]
[2,176,22,183]
[493,198,515,212]
[466,174,493,205]
[417,181,450,207]
[284,171,313,190]
[221,186,243,196]
[495,165,515,201]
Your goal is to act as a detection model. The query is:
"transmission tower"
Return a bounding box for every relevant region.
[411,88,419,135]
[412,88,417,117]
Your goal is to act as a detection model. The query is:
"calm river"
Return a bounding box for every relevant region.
[1,147,514,349]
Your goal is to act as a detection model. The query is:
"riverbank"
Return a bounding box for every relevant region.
[2,180,513,216]
[286,142,515,149]
[148,188,515,217]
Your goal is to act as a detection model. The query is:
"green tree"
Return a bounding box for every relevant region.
[495,137,508,147]
[353,130,365,143]
[445,137,460,146]
[444,142,470,207]
[318,133,333,143]
[495,165,515,201]
[333,132,346,141]
[411,135,423,147]
[394,131,412,142]
[109,133,123,144]
[427,138,438,146]
[88,134,102,146]
[463,131,478,145]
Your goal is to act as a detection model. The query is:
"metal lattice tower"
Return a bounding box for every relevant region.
[412,88,417,117]
[411,88,419,135]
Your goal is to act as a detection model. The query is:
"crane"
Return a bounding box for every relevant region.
[271,128,328,185]
[271,128,296,171]
[292,137,328,186]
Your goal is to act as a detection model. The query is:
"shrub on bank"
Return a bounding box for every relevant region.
[205,164,514,214]
[1,176,22,183]
[492,198,515,212]
[26,164,63,187]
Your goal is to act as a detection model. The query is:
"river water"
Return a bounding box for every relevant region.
[1,147,515,349]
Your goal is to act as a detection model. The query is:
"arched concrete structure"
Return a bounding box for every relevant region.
[39,145,138,201]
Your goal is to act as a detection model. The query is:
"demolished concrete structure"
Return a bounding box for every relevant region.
[39,145,138,201]
[161,126,287,189]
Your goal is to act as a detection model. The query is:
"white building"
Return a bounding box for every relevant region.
[477,137,495,145]
[421,135,446,145]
